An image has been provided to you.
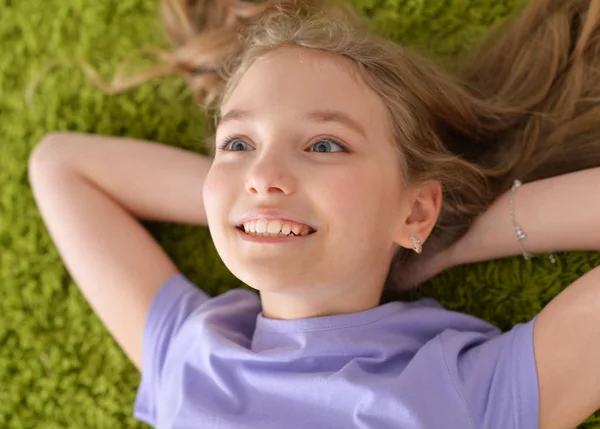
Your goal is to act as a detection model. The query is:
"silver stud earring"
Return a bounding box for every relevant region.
[409,234,423,254]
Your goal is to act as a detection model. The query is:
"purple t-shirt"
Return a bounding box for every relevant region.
[133,273,539,428]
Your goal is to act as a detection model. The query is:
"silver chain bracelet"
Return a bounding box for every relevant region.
[509,180,556,264]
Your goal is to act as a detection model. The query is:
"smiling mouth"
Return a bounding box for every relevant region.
[235,224,316,237]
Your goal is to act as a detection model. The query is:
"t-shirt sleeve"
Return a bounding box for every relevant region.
[133,272,211,426]
[440,317,539,429]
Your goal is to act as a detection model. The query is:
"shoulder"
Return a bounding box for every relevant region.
[393,298,502,340]
[148,273,261,342]
[437,317,539,429]
[134,273,261,426]
[387,300,538,428]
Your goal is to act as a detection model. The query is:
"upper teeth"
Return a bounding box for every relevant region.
[241,219,312,237]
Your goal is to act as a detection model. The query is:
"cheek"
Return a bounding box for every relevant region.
[321,165,402,242]
[203,164,234,225]
[319,173,377,232]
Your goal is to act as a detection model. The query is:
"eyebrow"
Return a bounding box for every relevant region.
[217,108,368,140]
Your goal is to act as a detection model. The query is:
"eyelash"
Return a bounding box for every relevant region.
[217,136,349,153]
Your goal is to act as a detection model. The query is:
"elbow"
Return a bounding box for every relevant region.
[28,131,84,173]
[29,132,70,164]
[28,132,76,186]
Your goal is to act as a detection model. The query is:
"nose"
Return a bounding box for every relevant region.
[245,150,296,196]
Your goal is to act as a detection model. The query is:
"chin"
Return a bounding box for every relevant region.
[233,266,308,292]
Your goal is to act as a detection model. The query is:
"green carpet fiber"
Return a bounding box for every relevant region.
[1,0,600,427]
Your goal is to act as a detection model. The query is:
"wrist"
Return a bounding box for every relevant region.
[445,168,600,267]
[445,197,506,267]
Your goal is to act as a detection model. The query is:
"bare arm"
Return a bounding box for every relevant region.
[450,168,600,265]
[30,132,213,225]
[28,132,214,370]
[394,169,600,288]
[450,168,600,429]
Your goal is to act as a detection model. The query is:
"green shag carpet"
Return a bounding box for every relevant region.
[1,0,599,427]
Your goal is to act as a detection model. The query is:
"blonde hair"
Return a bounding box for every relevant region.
[110,0,600,296]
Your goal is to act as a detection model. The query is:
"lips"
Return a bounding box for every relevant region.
[235,210,317,233]
[237,218,315,236]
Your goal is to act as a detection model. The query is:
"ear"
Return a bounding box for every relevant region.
[394,180,442,250]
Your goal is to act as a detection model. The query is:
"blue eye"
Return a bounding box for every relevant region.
[219,137,254,151]
[217,136,348,153]
[308,139,347,153]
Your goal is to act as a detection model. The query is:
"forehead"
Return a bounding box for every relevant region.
[220,46,392,139]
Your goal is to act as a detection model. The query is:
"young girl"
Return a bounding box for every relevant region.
[28,0,600,428]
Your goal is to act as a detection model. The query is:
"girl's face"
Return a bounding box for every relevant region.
[203,46,414,319]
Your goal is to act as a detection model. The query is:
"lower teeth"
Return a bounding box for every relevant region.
[246,231,299,237]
